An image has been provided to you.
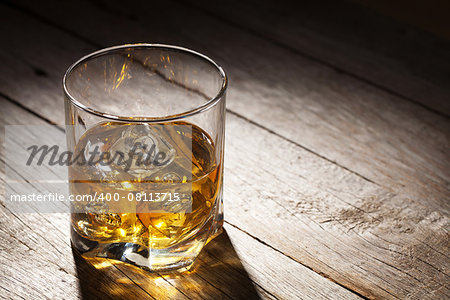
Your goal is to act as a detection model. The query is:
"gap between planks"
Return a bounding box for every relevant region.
[1,1,448,298]
[0,94,308,300]
[176,0,450,119]
[224,221,370,300]
[6,0,449,205]
[2,1,383,189]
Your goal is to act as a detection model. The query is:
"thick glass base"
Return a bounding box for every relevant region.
[71,198,224,273]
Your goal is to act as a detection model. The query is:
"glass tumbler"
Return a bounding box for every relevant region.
[63,44,226,272]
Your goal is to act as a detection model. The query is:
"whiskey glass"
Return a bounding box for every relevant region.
[63,44,227,272]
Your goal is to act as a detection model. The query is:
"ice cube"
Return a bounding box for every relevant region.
[85,202,122,227]
[94,213,122,227]
[84,140,104,162]
[85,201,108,214]
[108,124,176,178]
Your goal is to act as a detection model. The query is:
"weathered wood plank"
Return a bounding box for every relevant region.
[1,1,449,299]
[0,100,183,300]
[1,99,359,299]
[0,190,158,300]
[8,0,450,213]
[186,0,450,116]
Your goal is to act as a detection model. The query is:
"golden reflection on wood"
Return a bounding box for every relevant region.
[73,230,262,299]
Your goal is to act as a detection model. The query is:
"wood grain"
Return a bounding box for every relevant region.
[8,0,450,212]
[0,97,359,298]
[187,0,450,116]
[0,0,449,299]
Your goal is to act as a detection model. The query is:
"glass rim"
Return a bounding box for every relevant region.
[63,43,227,123]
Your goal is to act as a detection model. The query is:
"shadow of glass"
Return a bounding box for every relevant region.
[73,229,262,299]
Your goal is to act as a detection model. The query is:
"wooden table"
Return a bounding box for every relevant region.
[1,0,449,299]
